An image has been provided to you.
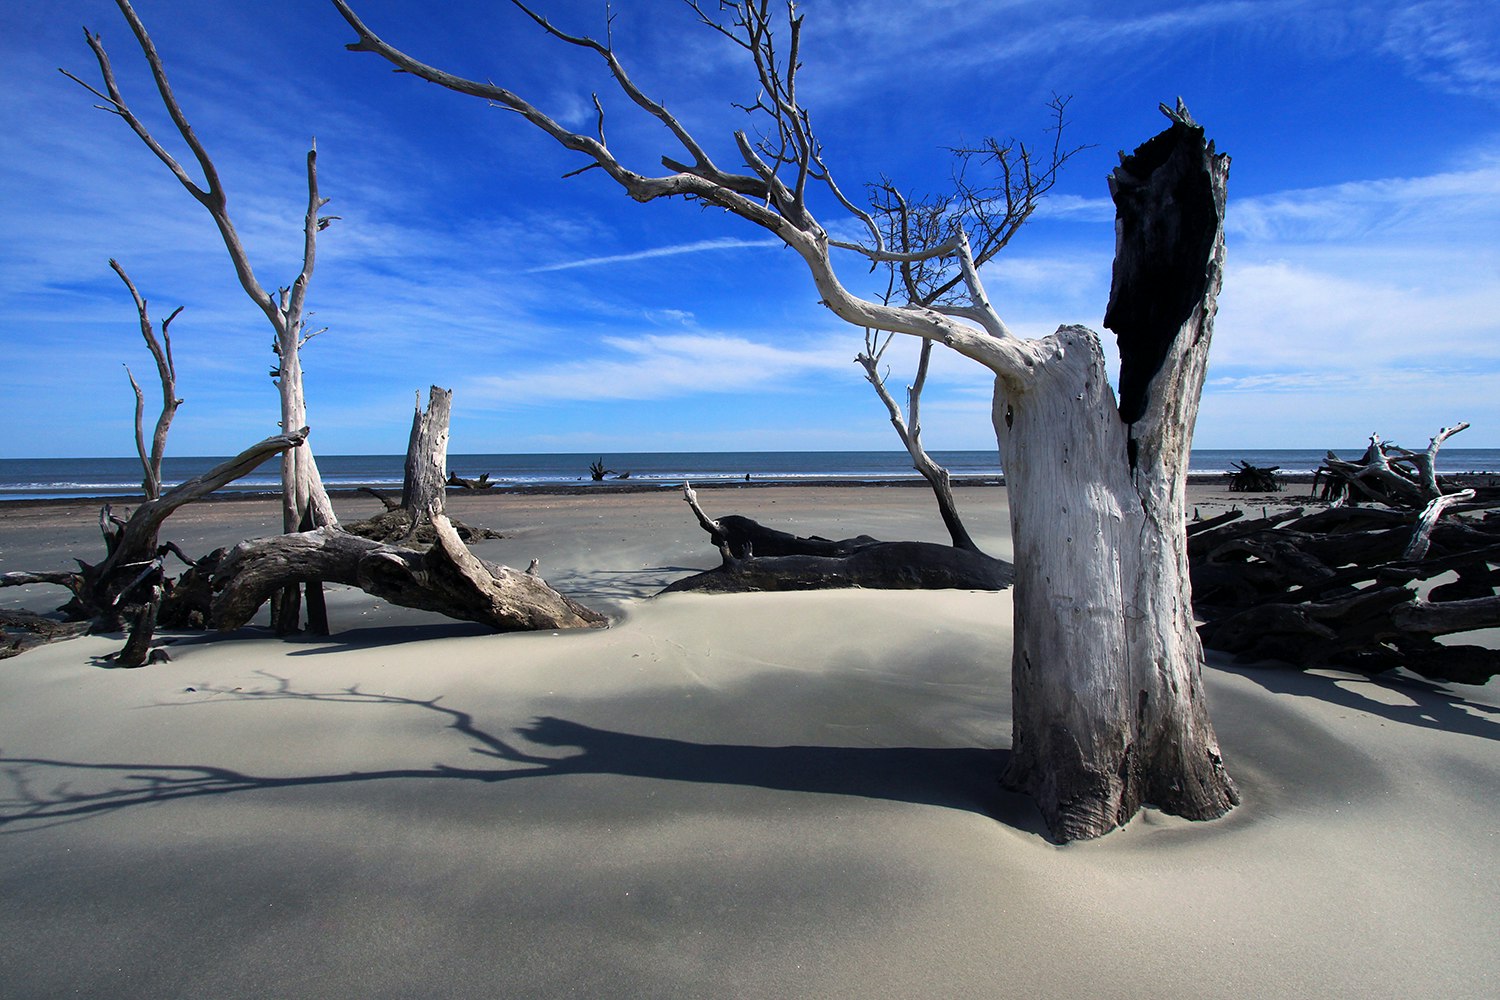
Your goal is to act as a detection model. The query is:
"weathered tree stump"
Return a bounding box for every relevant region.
[347,388,501,544]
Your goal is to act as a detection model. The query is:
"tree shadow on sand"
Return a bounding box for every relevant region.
[1,673,1029,834]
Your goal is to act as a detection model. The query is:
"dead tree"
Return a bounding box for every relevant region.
[0,260,305,665]
[212,387,599,635]
[67,0,341,633]
[852,118,1080,553]
[335,1,1238,840]
[212,514,606,633]
[1313,424,1494,511]
[666,485,1012,593]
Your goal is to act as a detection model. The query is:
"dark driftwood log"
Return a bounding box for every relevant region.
[212,514,605,633]
[1225,461,1282,492]
[1,612,92,660]
[446,472,496,490]
[664,541,1014,594]
[666,485,1013,594]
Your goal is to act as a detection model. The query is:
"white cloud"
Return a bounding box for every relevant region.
[1382,0,1500,101]
[1229,159,1500,244]
[463,331,856,406]
[526,237,783,273]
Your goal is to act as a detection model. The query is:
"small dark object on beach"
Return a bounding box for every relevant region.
[1225,461,1282,492]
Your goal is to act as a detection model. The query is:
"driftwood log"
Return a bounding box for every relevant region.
[1224,461,1281,492]
[212,513,605,632]
[663,485,1013,594]
[447,472,496,490]
[217,386,602,634]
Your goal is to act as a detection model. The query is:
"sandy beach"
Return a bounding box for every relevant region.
[1,484,1496,998]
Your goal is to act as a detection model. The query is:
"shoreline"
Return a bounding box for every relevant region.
[13,468,1497,509]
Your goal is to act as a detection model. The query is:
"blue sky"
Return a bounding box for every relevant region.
[2,0,1497,458]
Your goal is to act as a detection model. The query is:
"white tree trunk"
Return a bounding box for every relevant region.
[994,113,1238,840]
[276,345,337,534]
[995,328,1234,840]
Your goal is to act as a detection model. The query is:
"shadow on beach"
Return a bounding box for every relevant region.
[0,674,1034,836]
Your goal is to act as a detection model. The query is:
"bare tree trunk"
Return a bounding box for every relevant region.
[996,112,1237,840]
[403,386,452,534]
[346,387,499,545]
[69,0,341,634]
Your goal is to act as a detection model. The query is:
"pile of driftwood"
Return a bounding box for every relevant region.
[1192,426,1499,684]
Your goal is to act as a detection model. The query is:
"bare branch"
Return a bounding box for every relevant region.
[333,0,1042,382]
[68,3,282,330]
[110,258,180,500]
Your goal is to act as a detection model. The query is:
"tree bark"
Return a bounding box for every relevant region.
[212,515,605,633]
[995,111,1238,841]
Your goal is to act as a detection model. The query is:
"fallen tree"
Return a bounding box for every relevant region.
[1,430,308,663]
[212,513,605,632]
[663,485,1013,594]
[211,386,604,635]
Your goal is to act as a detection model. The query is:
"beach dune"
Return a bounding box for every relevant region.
[1,487,1495,998]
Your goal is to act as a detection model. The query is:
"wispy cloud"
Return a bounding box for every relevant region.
[1229,158,1500,243]
[526,237,783,273]
[1382,0,1500,101]
[463,331,854,406]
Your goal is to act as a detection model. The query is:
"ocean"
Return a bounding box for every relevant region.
[2,448,1499,503]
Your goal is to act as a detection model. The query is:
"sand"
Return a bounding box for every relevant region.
[1,485,1496,998]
